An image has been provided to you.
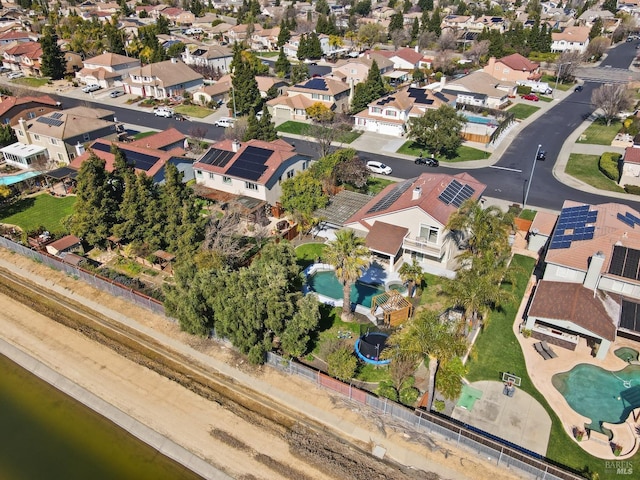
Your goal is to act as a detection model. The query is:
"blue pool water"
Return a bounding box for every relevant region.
[307,270,384,308]
[464,115,497,125]
[552,363,640,432]
[0,171,40,186]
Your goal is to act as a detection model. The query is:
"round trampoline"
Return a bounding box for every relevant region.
[355,332,391,365]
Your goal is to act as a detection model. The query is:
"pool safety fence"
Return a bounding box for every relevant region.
[266,352,585,480]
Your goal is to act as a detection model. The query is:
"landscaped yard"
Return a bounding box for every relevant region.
[565,153,625,193]
[540,75,572,91]
[174,105,215,118]
[466,254,612,476]
[132,131,158,140]
[577,119,622,145]
[295,243,326,269]
[12,77,49,88]
[0,193,75,233]
[397,142,490,162]
[276,121,362,144]
[507,104,540,120]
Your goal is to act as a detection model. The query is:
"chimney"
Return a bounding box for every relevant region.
[584,251,605,291]
[75,142,85,156]
[412,186,422,201]
[232,140,241,152]
[440,76,446,88]
[414,45,418,53]
[488,56,496,70]
[17,117,30,143]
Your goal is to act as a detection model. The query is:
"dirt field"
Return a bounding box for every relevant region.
[0,249,523,480]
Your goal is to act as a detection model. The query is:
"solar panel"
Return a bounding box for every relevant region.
[437,179,475,207]
[621,299,640,332]
[225,145,271,182]
[587,211,598,223]
[624,249,640,280]
[36,116,63,127]
[550,205,599,249]
[303,78,328,91]
[50,112,63,119]
[452,184,475,207]
[91,142,111,153]
[367,179,414,214]
[91,142,159,171]
[610,245,627,276]
[618,212,636,228]
[627,212,640,225]
[198,148,234,167]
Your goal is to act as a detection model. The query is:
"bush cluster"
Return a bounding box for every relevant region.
[599,152,621,182]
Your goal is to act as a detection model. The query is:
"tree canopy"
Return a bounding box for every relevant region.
[408,105,466,158]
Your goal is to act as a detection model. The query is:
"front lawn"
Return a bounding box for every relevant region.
[577,119,622,145]
[565,153,625,193]
[540,75,572,91]
[12,77,49,88]
[397,142,489,162]
[466,255,609,476]
[507,104,540,120]
[0,193,75,233]
[277,121,310,135]
[174,105,215,118]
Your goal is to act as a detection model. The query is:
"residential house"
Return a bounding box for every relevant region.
[0,29,35,45]
[0,94,61,126]
[623,144,640,178]
[161,7,196,25]
[46,235,83,256]
[181,44,232,73]
[251,26,280,51]
[440,15,474,33]
[551,26,590,53]
[373,47,423,71]
[524,201,640,358]
[76,52,141,88]
[192,138,312,205]
[483,54,541,82]
[70,133,188,182]
[226,23,261,44]
[342,172,486,273]
[2,41,42,76]
[372,6,397,20]
[468,16,507,33]
[353,87,452,137]
[436,71,515,109]
[256,76,288,98]
[328,54,394,86]
[193,78,231,106]
[64,51,84,74]
[266,77,351,122]
[122,58,203,99]
[9,106,119,166]
[577,9,615,29]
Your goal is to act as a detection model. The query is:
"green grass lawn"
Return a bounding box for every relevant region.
[397,142,489,162]
[538,95,553,103]
[257,51,279,58]
[565,153,625,193]
[336,130,362,144]
[277,121,310,135]
[519,209,537,221]
[577,119,622,145]
[0,194,75,233]
[295,243,326,269]
[466,255,615,476]
[174,105,215,118]
[540,75,572,91]
[12,77,49,88]
[507,104,540,120]
[132,131,158,140]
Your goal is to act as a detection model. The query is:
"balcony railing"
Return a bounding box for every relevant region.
[402,237,444,257]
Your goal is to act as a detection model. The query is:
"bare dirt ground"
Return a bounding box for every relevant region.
[0,249,523,480]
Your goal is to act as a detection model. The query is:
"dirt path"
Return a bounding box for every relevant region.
[0,250,523,480]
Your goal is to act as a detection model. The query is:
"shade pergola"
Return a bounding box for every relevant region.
[153,250,175,271]
[370,290,413,327]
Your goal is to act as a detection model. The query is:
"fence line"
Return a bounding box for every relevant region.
[0,236,582,480]
[265,352,584,480]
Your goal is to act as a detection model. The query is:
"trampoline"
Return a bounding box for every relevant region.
[354,332,391,365]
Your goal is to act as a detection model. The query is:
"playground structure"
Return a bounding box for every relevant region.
[370,290,413,327]
[355,332,391,365]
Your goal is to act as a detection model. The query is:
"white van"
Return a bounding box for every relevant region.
[214,117,235,128]
[154,107,173,118]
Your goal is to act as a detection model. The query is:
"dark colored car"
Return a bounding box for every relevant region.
[537,150,547,161]
[574,85,583,92]
[173,113,187,121]
[415,156,439,167]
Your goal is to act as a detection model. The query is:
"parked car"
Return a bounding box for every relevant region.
[521,93,539,101]
[414,156,439,167]
[82,84,101,93]
[110,90,124,98]
[173,113,187,121]
[154,107,173,118]
[537,150,546,161]
[574,85,583,92]
[214,117,235,128]
[366,160,392,175]
[7,71,24,80]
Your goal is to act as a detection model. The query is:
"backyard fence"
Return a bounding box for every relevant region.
[0,235,584,480]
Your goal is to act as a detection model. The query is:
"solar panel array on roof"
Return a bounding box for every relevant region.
[608,245,640,280]
[548,204,598,249]
[376,96,395,105]
[225,145,271,182]
[621,299,640,333]
[616,211,640,229]
[198,148,234,168]
[37,116,63,127]
[303,78,328,91]
[92,141,160,172]
[407,88,434,105]
[437,179,475,207]
[367,178,414,214]
[50,112,63,119]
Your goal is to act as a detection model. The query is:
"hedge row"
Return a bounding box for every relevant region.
[599,152,621,181]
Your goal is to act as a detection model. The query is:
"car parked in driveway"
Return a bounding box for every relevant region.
[110,90,124,98]
[82,84,101,93]
[366,160,392,175]
[7,71,24,80]
[521,93,539,101]
[414,156,439,167]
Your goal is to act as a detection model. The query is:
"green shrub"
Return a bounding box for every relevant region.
[433,399,446,412]
[624,184,640,195]
[516,85,532,95]
[599,152,621,182]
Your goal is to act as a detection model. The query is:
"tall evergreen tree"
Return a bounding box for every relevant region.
[350,59,386,112]
[589,17,603,40]
[277,20,290,47]
[258,109,278,141]
[428,8,442,36]
[40,27,66,80]
[231,56,261,115]
[297,33,308,60]
[388,12,404,35]
[244,109,260,141]
[307,32,323,59]
[411,17,420,40]
[418,0,433,11]
[156,14,170,35]
[275,47,291,77]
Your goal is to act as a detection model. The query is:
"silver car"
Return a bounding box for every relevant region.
[366,161,392,175]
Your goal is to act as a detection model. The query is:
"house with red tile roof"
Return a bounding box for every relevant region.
[342,172,486,273]
[371,47,423,70]
[0,30,37,45]
[192,138,312,205]
[76,52,141,89]
[622,145,640,178]
[0,94,61,126]
[2,41,42,76]
[524,200,640,358]
[483,54,541,82]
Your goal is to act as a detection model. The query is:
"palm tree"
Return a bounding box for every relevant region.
[398,259,423,298]
[323,229,370,321]
[446,199,514,266]
[387,311,466,411]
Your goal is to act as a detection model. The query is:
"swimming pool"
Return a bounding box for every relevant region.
[464,114,498,125]
[0,171,40,186]
[552,363,640,432]
[306,270,384,308]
